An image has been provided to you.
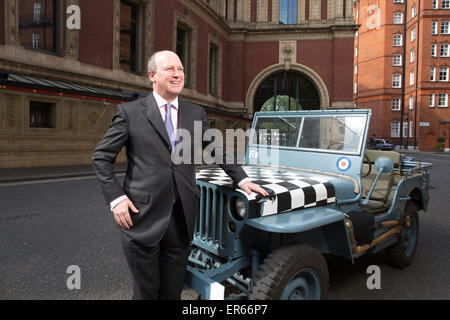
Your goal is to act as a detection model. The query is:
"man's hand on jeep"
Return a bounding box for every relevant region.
[239,181,269,197]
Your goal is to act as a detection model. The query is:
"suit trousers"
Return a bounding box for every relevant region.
[121,199,190,300]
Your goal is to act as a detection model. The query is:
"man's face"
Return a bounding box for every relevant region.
[149,51,185,102]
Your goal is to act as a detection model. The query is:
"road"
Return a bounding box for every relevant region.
[0,152,449,299]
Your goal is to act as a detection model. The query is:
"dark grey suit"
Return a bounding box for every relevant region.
[92,93,247,298]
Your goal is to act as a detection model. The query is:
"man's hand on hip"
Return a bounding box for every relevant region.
[113,198,139,230]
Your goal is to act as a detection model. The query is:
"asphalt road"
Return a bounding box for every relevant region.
[0,152,449,300]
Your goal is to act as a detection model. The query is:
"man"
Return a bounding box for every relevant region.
[92,50,267,300]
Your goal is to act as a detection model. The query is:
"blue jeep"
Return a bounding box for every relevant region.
[185,109,433,300]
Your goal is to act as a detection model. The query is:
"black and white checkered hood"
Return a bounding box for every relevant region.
[196,166,336,217]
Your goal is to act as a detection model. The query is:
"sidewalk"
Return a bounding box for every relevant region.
[0,162,127,184]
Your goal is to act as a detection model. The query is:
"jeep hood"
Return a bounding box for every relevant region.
[196,165,356,217]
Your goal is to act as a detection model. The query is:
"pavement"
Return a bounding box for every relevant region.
[0,163,127,184]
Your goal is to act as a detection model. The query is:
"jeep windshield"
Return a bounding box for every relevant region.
[250,113,367,155]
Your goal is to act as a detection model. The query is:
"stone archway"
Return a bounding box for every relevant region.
[246,63,330,115]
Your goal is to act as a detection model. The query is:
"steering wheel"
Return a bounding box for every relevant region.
[326,141,344,150]
[362,153,372,178]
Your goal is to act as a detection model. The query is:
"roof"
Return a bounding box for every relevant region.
[0,71,147,102]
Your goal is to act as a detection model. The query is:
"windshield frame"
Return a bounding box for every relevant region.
[249,111,369,156]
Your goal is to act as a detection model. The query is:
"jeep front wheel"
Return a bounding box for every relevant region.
[385,201,419,268]
[249,243,329,300]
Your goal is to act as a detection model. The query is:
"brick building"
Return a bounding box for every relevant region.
[354,0,450,151]
[1,0,357,168]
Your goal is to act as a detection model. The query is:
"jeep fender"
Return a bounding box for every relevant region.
[246,207,354,262]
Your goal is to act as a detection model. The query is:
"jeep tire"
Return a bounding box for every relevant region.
[385,201,419,269]
[249,243,329,300]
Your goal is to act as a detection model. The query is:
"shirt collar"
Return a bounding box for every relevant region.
[152,91,179,110]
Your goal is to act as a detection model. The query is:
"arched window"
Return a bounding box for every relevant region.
[253,71,320,113]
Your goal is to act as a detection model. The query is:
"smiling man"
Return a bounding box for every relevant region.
[92,50,267,300]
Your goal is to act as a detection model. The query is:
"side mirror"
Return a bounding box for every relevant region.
[374,157,394,174]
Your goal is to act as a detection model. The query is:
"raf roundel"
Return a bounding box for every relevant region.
[337,157,351,172]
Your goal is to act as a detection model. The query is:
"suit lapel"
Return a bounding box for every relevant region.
[141,94,171,148]
[178,99,189,132]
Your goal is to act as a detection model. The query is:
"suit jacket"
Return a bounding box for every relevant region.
[92,94,247,246]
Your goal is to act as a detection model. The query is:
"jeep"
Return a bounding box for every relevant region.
[184,109,433,300]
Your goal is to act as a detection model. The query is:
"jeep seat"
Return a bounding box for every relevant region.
[361,150,403,211]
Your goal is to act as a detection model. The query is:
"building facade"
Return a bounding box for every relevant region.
[1,0,357,168]
[354,0,450,151]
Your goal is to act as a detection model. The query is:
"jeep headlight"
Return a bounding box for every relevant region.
[231,197,247,220]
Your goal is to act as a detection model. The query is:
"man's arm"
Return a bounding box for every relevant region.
[92,104,129,203]
[92,105,139,229]
[200,109,268,197]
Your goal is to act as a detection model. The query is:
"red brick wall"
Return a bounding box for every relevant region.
[298,40,333,101]
[79,0,114,69]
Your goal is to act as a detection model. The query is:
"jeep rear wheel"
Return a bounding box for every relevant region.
[385,201,419,269]
[249,244,328,300]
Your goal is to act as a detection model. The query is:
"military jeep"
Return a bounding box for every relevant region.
[184,109,433,300]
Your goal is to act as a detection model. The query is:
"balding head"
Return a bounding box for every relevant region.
[147,51,185,102]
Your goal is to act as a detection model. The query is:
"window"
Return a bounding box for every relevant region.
[208,42,219,97]
[393,34,403,46]
[392,74,402,88]
[429,94,435,107]
[432,22,438,35]
[394,12,403,24]
[392,98,401,110]
[432,44,437,57]
[279,0,298,25]
[175,25,193,88]
[410,71,415,85]
[409,120,413,138]
[433,0,438,9]
[438,93,448,107]
[33,2,41,23]
[410,50,415,63]
[354,82,358,94]
[431,67,436,81]
[442,21,450,34]
[393,54,402,66]
[394,0,403,3]
[412,6,417,18]
[19,0,58,52]
[439,67,449,81]
[411,28,416,41]
[403,122,408,138]
[355,65,358,75]
[32,32,39,49]
[409,96,414,110]
[443,0,450,9]
[29,101,56,128]
[120,1,139,72]
[440,43,449,57]
[391,121,400,138]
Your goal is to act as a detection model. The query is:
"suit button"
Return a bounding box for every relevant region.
[170,189,174,193]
